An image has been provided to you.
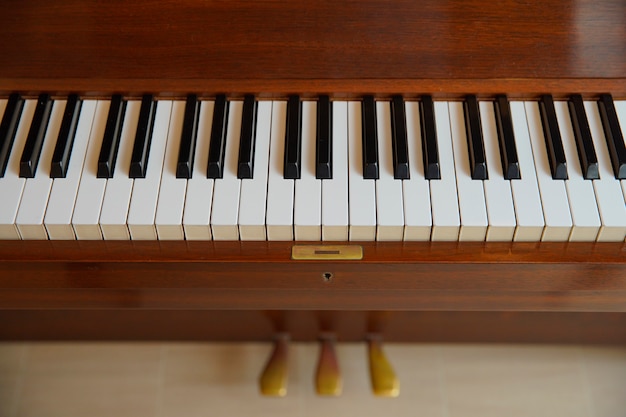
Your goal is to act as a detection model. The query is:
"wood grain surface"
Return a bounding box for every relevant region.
[0,241,624,312]
[2,310,625,344]
[0,0,625,96]
[0,1,625,342]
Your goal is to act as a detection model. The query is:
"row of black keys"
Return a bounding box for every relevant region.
[1,93,625,181]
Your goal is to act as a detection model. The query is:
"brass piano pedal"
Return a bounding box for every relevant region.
[315,335,342,396]
[367,336,400,397]
[259,334,289,397]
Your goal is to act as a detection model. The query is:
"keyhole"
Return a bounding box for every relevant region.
[322,272,334,282]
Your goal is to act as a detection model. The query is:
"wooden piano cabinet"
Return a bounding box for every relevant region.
[0,241,624,342]
[1,310,626,344]
[0,0,625,97]
[0,0,625,343]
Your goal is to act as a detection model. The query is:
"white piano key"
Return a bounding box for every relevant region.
[525,102,573,241]
[322,101,349,241]
[294,101,321,240]
[98,100,140,240]
[585,101,626,241]
[239,101,272,240]
[375,101,404,241]
[0,100,36,239]
[72,101,110,240]
[554,101,601,241]
[155,101,187,240]
[510,101,545,241]
[266,101,294,240]
[429,101,460,241]
[348,101,376,241]
[479,101,517,241]
[183,101,214,240]
[615,100,626,202]
[16,100,66,239]
[211,100,242,240]
[127,100,173,240]
[449,101,488,241]
[45,100,97,240]
[402,101,432,240]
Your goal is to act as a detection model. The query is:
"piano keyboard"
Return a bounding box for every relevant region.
[0,94,624,242]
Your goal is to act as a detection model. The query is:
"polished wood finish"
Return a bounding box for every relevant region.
[0,0,625,97]
[0,0,625,343]
[0,241,624,312]
[2,310,625,344]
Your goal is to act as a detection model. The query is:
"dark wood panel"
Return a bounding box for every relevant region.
[2,310,625,344]
[0,0,625,95]
[0,241,624,311]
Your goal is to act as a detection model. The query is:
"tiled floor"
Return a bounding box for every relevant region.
[0,343,624,417]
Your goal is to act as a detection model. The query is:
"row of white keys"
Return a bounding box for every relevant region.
[294,101,321,240]
[98,100,140,240]
[0,100,36,239]
[239,101,272,240]
[403,101,432,240]
[72,101,110,239]
[375,101,404,240]
[183,101,215,240]
[126,101,172,240]
[155,101,187,240]
[16,100,66,239]
[348,101,376,240]
[449,102,487,241]
[554,101,601,241]
[585,101,626,241]
[266,101,294,240]
[211,100,242,240]
[4,97,621,243]
[510,101,545,241]
[615,100,626,202]
[524,102,573,241]
[430,101,460,241]
[322,101,349,241]
[45,101,97,239]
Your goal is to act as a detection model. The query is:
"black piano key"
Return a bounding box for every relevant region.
[316,95,333,179]
[97,94,126,178]
[539,94,568,180]
[597,93,626,179]
[0,93,25,177]
[568,94,599,180]
[129,94,157,179]
[176,94,200,179]
[493,94,521,180]
[237,94,258,179]
[284,94,302,179]
[20,94,53,178]
[361,95,379,179]
[50,94,82,178]
[420,95,440,180]
[390,95,409,180]
[463,95,488,180]
[207,94,229,179]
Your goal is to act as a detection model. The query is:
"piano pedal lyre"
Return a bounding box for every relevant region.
[367,335,400,397]
[315,334,342,396]
[259,334,289,397]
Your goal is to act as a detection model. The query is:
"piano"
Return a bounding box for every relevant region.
[0,0,625,350]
